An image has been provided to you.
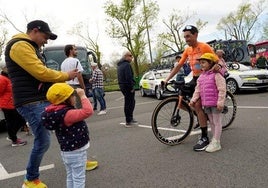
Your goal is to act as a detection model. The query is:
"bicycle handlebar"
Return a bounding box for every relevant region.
[161,80,186,94]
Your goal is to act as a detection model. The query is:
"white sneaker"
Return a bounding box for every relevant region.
[205,138,221,153]
[97,110,107,115]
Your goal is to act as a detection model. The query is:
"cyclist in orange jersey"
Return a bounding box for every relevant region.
[164,25,223,151]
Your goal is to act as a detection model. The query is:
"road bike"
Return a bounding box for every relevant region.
[210,39,245,62]
[151,80,237,146]
[226,61,240,70]
[223,43,244,62]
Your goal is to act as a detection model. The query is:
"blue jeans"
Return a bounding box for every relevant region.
[61,144,88,188]
[17,101,51,181]
[93,88,106,111]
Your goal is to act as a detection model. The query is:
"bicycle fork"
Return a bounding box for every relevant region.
[170,95,183,127]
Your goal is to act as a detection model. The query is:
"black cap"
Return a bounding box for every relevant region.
[27,20,57,40]
[182,25,198,34]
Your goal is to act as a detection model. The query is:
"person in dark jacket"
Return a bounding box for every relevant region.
[117,51,138,127]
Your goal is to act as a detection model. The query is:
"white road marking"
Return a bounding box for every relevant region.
[237,106,268,109]
[0,163,54,180]
[120,122,211,139]
[115,96,124,101]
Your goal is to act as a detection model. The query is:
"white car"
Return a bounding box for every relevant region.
[139,69,192,100]
[226,63,268,93]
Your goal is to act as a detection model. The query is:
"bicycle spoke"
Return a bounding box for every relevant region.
[222,91,237,129]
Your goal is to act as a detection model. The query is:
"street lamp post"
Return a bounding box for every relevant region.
[142,0,153,64]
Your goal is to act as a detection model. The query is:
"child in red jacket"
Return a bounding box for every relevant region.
[0,61,27,146]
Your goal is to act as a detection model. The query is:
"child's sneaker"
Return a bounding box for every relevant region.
[22,179,47,188]
[86,160,98,171]
[205,138,221,153]
[12,138,27,147]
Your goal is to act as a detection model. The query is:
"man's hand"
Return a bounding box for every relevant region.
[217,104,224,112]
[67,69,78,80]
[189,101,195,108]
[212,63,222,72]
[161,80,167,90]
[76,88,87,99]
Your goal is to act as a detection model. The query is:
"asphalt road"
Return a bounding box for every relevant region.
[0,90,268,188]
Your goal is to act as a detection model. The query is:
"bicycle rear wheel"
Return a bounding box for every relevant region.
[151,96,194,146]
[222,91,237,129]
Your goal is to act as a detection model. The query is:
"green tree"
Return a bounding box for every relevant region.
[104,0,159,76]
[217,0,266,41]
[262,20,268,40]
[152,35,170,66]
[69,21,101,67]
[158,10,207,53]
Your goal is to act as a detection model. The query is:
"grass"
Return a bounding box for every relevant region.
[104,82,120,92]
[103,82,140,92]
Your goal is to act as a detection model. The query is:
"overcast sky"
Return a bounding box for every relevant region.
[0,0,266,63]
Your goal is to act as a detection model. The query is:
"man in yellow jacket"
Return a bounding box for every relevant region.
[5,20,78,188]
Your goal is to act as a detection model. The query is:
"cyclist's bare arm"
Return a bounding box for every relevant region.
[164,63,183,83]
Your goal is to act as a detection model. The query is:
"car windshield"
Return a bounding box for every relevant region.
[43,47,91,75]
[238,63,251,71]
[155,72,170,79]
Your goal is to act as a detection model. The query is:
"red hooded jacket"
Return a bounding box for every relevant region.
[0,71,14,109]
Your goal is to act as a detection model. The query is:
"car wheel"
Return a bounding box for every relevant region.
[226,78,239,94]
[140,87,146,97]
[155,86,162,100]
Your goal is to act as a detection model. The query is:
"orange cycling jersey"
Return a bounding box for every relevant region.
[178,42,217,77]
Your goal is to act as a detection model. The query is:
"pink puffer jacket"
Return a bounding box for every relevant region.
[191,71,226,108]
[198,71,218,106]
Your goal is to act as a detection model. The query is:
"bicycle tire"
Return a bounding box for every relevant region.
[222,91,237,129]
[232,47,244,62]
[151,96,194,146]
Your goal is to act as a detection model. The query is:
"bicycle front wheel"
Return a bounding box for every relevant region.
[151,96,194,146]
[222,91,237,129]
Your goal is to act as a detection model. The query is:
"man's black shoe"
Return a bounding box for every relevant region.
[193,137,209,151]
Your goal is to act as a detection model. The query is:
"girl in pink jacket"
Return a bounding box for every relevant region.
[189,53,226,152]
